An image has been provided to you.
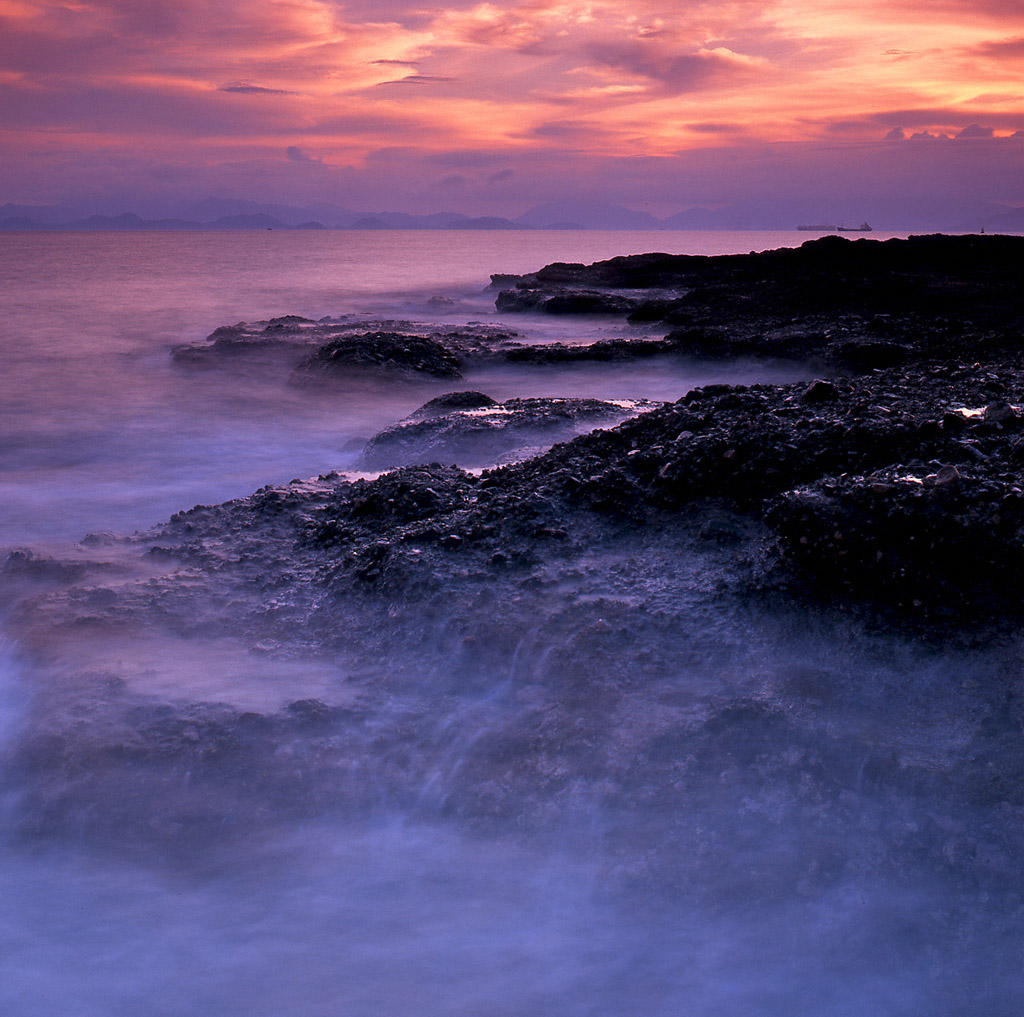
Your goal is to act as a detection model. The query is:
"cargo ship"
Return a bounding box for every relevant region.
[797,222,873,232]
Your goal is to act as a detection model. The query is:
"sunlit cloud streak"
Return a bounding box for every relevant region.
[0,0,1022,214]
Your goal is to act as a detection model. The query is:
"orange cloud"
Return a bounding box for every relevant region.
[1,0,1023,209]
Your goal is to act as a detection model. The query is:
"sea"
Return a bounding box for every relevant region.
[1,229,1021,1016]
[0,228,855,544]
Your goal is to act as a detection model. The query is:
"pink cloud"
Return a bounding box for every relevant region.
[1,0,1023,215]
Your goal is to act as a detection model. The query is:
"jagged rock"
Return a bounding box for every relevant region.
[496,288,639,315]
[985,400,1018,424]
[293,332,462,381]
[926,464,961,487]
[497,234,1024,371]
[356,396,661,470]
[766,466,1024,619]
[16,235,1024,962]
[172,319,521,371]
[412,391,498,417]
[800,380,839,404]
[502,337,689,364]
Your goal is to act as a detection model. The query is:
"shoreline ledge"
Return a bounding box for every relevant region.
[496,232,1024,371]
[4,234,1024,871]
[12,234,1024,632]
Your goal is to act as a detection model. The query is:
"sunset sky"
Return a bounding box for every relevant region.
[2,0,1024,218]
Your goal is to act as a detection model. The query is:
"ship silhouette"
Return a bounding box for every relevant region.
[797,222,873,232]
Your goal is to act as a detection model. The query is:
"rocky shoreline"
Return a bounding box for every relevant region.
[4,234,1024,906]
[496,233,1024,369]
[163,233,1024,627]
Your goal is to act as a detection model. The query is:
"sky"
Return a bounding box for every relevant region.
[2,0,1024,220]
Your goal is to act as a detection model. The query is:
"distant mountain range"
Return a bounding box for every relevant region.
[2,196,1022,232]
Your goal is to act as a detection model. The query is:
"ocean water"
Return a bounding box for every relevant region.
[3,229,1022,1017]
[0,228,856,543]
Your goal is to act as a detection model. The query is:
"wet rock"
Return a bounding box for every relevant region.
[800,380,839,404]
[0,549,103,594]
[171,317,322,365]
[488,272,526,289]
[496,288,639,315]
[825,340,910,371]
[541,292,639,315]
[497,234,1024,373]
[660,326,745,360]
[925,464,961,488]
[766,464,1024,621]
[293,332,462,381]
[357,396,661,470]
[172,319,520,372]
[19,349,1024,871]
[985,400,1018,425]
[336,463,477,531]
[412,391,498,417]
[502,337,689,364]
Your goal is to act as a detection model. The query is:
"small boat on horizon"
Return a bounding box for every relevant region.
[797,222,873,232]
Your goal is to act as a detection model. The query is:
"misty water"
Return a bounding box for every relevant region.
[2,229,1022,1015]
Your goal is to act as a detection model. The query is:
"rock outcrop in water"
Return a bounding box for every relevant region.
[293,332,462,381]
[27,236,1024,642]
[328,363,1024,624]
[356,394,661,469]
[497,233,1024,368]
[172,318,523,371]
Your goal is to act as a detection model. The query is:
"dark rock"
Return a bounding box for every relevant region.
[801,380,839,404]
[293,332,462,381]
[357,396,661,470]
[985,400,1018,424]
[340,464,476,529]
[172,319,520,372]
[494,289,546,312]
[502,337,687,364]
[1,549,97,585]
[541,292,639,315]
[660,326,743,360]
[766,464,1024,620]
[496,289,639,315]
[412,391,498,417]
[488,272,526,289]
[286,698,332,724]
[825,340,910,371]
[497,234,1024,373]
[925,464,961,487]
[21,336,1024,871]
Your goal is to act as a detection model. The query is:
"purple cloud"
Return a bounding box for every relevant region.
[957,123,995,138]
[285,146,322,163]
[219,82,293,95]
[687,122,744,134]
[973,35,1024,58]
[376,75,456,86]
